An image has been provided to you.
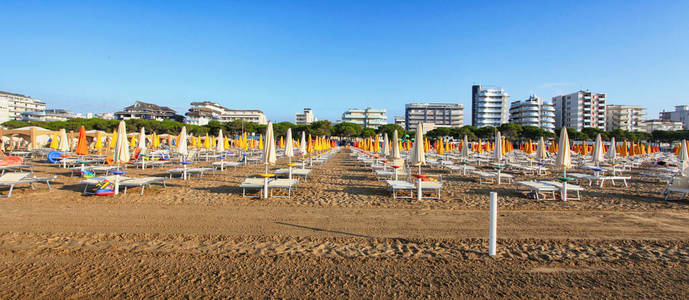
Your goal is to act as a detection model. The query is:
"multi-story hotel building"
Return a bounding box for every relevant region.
[471,85,509,127]
[341,108,387,129]
[404,103,463,131]
[295,108,316,125]
[642,119,683,132]
[393,116,405,127]
[508,95,556,132]
[660,105,689,129]
[552,91,606,130]
[115,101,180,121]
[21,109,73,122]
[605,105,646,131]
[0,91,46,123]
[185,101,267,125]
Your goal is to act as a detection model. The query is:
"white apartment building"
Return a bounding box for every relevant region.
[115,101,179,121]
[393,116,405,127]
[185,101,267,125]
[295,108,316,125]
[660,105,689,129]
[404,103,463,131]
[471,85,509,127]
[642,119,683,132]
[21,109,73,121]
[552,91,606,130]
[0,91,46,123]
[508,95,556,132]
[95,112,115,120]
[605,105,646,131]
[341,108,387,129]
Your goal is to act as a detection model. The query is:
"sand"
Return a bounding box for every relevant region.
[1,148,689,298]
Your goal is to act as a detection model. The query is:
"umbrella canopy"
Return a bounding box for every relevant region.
[75,126,89,155]
[285,128,294,158]
[58,129,70,152]
[113,121,130,164]
[49,133,59,149]
[383,133,390,156]
[591,134,605,165]
[110,129,117,148]
[95,132,104,150]
[216,130,225,152]
[461,135,469,157]
[493,131,503,162]
[263,122,277,165]
[177,126,188,156]
[606,137,617,162]
[535,136,547,160]
[392,130,401,160]
[409,123,426,166]
[138,127,147,152]
[556,128,572,171]
[300,132,307,155]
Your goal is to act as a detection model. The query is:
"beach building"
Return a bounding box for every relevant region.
[508,95,556,132]
[21,109,74,122]
[471,85,509,127]
[216,109,267,124]
[660,105,689,129]
[95,112,115,120]
[115,101,180,121]
[295,108,316,125]
[552,90,607,130]
[605,105,646,131]
[185,101,268,125]
[393,116,405,127]
[0,91,46,123]
[341,108,387,129]
[641,119,683,132]
[404,103,463,131]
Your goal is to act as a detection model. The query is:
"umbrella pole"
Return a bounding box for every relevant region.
[263,164,269,199]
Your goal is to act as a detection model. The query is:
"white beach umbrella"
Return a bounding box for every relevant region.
[112,121,130,195]
[263,122,277,166]
[535,136,548,160]
[493,130,503,163]
[680,139,689,176]
[409,123,426,169]
[556,128,573,201]
[285,128,294,159]
[383,133,390,157]
[461,135,469,158]
[138,127,147,152]
[177,126,188,157]
[392,130,401,160]
[606,137,617,162]
[591,134,605,166]
[58,128,70,152]
[216,129,225,152]
[299,131,306,155]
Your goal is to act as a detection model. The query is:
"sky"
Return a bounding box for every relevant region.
[1,0,688,124]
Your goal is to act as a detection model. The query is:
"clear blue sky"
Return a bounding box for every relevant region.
[1,0,688,124]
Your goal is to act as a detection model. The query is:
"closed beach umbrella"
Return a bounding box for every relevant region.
[535,136,547,160]
[591,134,605,166]
[263,122,277,166]
[216,130,225,152]
[392,130,401,160]
[110,129,117,148]
[138,127,147,152]
[461,135,469,158]
[285,128,294,159]
[383,133,390,157]
[95,132,104,150]
[410,122,426,169]
[177,126,188,157]
[556,128,572,173]
[129,135,136,148]
[75,126,89,155]
[300,131,306,155]
[49,133,59,149]
[113,121,130,164]
[606,137,617,163]
[493,131,503,163]
[680,139,689,176]
[58,129,70,152]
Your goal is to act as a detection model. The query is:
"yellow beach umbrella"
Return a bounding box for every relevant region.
[110,129,117,148]
[129,135,137,148]
[49,133,59,149]
[95,132,103,150]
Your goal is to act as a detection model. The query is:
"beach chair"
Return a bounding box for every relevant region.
[212,161,241,170]
[80,175,131,194]
[0,172,35,197]
[664,176,689,201]
[471,171,496,184]
[415,175,443,200]
[515,180,558,200]
[167,167,214,179]
[240,177,273,198]
[119,177,167,195]
[274,168,312,181]
[541,180,585,201]
[268,179,299,198]
[385,180,415,199]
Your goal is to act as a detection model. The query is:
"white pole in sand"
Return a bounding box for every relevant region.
[489,192,497,257]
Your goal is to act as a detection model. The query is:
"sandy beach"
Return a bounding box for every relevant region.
[2,149,689,298]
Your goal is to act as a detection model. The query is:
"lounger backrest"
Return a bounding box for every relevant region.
[0,172,30,183]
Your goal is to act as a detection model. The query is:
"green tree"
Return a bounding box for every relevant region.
[360,128,376,138]
[474,126,496,139]
[309,120,332,136]
[332,122,363,137]
[375,124,405,139]
[498,123,523,141]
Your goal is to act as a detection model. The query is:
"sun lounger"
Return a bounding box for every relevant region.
[417,178,443,200]
[80,175,131,193]
[0,172,54,197]
[385,180,415,199]
[167,167,214,179]
[0,164,34,175]
[445,164,476,175]
[663,176,689,200]
[471,170,513,184]
[586,175,631,188]
[274,168,312,180]
[515,180,558,200]
[240,178,273,198]
[540,180,584,201]
[268,179,299,198]
[119,177,167,195]
[212,161,241,170]
[69,165,115,177]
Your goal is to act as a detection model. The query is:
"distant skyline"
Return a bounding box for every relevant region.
[1,1,688,124]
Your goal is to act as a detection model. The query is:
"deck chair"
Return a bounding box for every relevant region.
[119,177,167,195]
[0,172,31,197]
[240,178,273,198]
[541,180,585,201]
[515,180,558,200]
[268,179,299,198]
[664,176,689,201]
[385,180,415,199]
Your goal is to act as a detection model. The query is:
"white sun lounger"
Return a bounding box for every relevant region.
[0,164,34,175]
[471,170,513,184]
[268,179,299,198]
[119,177,167,195]
[80,175,131,194]
[541,180,584,201]
[167,167,214,179]
[515,180,558,200]
[70,165,115,177]
[417,179,443,200]
[0,172,55,197]
[385,180,415,199]
[240,178,274,198]
[445,164,476,175]
[663,176,689,200]
[212,161,242,170]
[274,168,312,180]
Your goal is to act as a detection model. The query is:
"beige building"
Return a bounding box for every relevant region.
[405,103,464,131]
[295,108,316,125]
[605,105,645,131]
[508,95,556,132]
[185,101,268,125]
[553,90,606,130]
[641,119,683,132]
[341,108,387,129]
[0,91,46,123]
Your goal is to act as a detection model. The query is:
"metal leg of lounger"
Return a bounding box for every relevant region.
[140,185,145,195]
